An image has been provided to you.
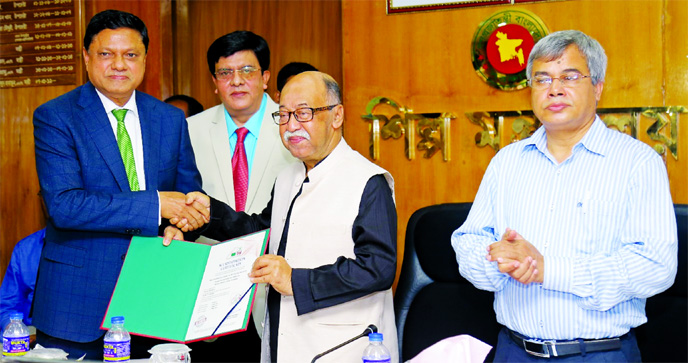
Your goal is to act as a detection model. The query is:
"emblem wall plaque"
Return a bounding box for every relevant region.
[471,9,548,90]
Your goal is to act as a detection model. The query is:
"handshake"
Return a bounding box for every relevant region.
[159,191,211,244]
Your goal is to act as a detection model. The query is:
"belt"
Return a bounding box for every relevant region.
[507,329,623,358]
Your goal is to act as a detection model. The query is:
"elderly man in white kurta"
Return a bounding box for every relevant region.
[166,71,399,362]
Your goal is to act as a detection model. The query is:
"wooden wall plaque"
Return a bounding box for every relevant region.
[0,0,82,88]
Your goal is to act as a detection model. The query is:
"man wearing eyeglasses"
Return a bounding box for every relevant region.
[185,31,294,361]
[32,10,206,359]
[166,71,399,362]
[452,30,677,361]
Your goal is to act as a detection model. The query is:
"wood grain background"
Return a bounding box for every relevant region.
[173,0,342,112]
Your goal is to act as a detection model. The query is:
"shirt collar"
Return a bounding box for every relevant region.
[523,115,607,157]
[95,89,138,118]
[575,116,608,156]
[224,93,267,137]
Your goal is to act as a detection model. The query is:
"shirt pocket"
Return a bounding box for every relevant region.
[582,199,617,253]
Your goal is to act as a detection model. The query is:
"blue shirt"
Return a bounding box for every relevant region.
[0,229,45,333]
[451,117,677,340]
[224,93,268,180]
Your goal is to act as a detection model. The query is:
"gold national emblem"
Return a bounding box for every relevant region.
[471,9,549,91]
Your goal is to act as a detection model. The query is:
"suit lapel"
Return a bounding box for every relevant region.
[247,106,279,211]
[137,92,160,190]
[210,106,236,209]
[78,82,130,192]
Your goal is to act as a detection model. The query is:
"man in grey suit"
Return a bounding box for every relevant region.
[188,31,293,221]
[185,31,294,362]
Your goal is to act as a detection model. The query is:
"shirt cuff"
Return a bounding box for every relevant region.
[291,268,315,315]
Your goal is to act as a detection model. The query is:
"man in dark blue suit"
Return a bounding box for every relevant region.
[32,10,207,360]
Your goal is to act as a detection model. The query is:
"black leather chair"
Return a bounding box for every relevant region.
[394,203,499,362]
[635,204,688,362]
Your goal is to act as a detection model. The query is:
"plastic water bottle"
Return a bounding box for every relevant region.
[103,316,131,362]
[2,312,30,357]
[362,332,391,363]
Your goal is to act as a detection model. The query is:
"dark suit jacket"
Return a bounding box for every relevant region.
[32,82,202,342]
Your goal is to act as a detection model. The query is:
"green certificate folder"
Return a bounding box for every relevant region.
[102,229,269,343]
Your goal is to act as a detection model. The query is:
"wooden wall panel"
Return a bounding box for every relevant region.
[342,0,688,287]
[0,0,172,284]
[0,86,69,287]
[665,0,688,204]
[176,0,342,113]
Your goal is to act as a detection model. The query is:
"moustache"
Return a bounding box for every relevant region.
[283,129,310,143]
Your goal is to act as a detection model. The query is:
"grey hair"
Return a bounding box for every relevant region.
[527,30,607,85]
[322,74,342,105]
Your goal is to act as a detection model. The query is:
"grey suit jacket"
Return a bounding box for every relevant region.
[187,96,294,213]
[186,95,295,335]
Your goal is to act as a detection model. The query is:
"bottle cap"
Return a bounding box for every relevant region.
[111,316,124,324]
[369,332,383,341]
[9,312,23,320]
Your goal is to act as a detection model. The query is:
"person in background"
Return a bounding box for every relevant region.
[273,62,318,102]
[452,30,677,361]
[32,10,206,359]
[167,71,399,362]
[184,30,294,362]
[164,94,204,118]
[0,229,45,335]
[1,193,48,337]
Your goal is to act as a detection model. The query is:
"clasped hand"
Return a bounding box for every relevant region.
[160,191,210,232]
[487,228,545,285]
[161,191,210,246]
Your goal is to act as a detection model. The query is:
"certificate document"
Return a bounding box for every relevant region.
[102,230,269,343]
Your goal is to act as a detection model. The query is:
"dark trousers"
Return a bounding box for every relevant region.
[493,327,642,362]
[36,330,173,361]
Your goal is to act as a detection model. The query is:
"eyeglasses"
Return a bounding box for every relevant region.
[527,73,591,89]
[214,66,261,81]
[272,104,340,125]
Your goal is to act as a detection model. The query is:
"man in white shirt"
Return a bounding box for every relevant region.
[452,30,677,362]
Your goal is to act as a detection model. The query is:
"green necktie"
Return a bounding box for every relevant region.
[112,109,140,191]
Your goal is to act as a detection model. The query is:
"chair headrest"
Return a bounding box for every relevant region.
[666,204,687,297]
[408,203,472,283]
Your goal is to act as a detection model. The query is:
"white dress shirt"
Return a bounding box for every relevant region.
[96,89,146,190]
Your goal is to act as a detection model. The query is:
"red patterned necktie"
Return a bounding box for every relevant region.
[232,127,249,211]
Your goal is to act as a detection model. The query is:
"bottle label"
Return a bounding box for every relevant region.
[103,339,130,362]
[2,335,30,356]
[363,359,391,363]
